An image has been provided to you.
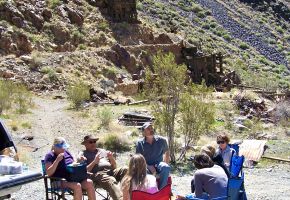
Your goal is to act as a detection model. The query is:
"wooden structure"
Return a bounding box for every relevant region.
[107,0,138,23]
[181,43,223,85]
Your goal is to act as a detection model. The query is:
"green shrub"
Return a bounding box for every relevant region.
[97,106,113,129]
[97,21,109,31]
[197,11,206,18]
[239,42,249,50]
[72,29,85,43]
[192,4,203,13]
[21,122,32,129]
[276,26,284,34]
[0,80,14,114]
[30,51,43,70]
[47,0,61,9]
[40,66,53,74]
[101,133,131,152]
[78,44,87,50]
[14,84,32,114]
[66,82,90,109]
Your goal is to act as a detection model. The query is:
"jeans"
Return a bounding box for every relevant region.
[155,162,171,189]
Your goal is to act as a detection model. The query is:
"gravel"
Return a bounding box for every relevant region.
[6,95,290,199]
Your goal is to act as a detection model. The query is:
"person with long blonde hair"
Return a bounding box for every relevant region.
[121,154,158,200]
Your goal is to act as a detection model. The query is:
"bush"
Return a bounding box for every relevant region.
[66,82,90,109]
[97,106,113,129]
[97,21,109,31]
[239,42,249,50]
[14,84,32,114]
[47,0,61,9]
[0,80,31,114]
[0,80,14,114]
[101,133,131,153]
[30,51,43,70]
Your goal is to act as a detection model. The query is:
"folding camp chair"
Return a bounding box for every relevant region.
[132,176,172,200]
[132,183,171,200]
[41,160,88,200]
[41,160,110,200]
[228,150,247,200]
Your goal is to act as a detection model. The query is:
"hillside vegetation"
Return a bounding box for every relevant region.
[0,0,289,91]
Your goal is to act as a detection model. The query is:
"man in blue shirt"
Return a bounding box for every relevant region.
[136,122,170,189]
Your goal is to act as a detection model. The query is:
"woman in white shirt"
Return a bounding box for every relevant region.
[121,154,158,200]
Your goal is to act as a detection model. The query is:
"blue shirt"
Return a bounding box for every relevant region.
[216,145,236,170]
[136,135,169,165]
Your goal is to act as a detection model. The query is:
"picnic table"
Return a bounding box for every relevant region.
[0,170,42,199]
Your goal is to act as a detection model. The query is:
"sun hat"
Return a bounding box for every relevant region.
[81,135,99,145]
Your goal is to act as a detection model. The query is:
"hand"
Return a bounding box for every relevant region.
[107,151,113,159]
[93,153,101,165]
[148,165,157,175]
[79,156,87,162]
[56,153,64,163]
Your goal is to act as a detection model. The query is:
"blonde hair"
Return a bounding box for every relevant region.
[51,137,66,150]
[201,145,216,159]
[122,154,147,195]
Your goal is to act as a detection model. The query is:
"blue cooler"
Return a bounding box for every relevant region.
[66,163,87,183]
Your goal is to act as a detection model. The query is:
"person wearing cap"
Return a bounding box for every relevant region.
[136,122,170,189]
[78,135,127,200]
[44,137,96,200]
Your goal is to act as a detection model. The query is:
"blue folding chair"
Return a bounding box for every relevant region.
[228,147,247,200]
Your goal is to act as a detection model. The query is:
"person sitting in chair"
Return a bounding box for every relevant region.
[191,145,230,193]
[136,122,170,189]
[121,154,158,200]
[78,135,127,200]
[192,154,228,199]
[44,137,96,200]
[216,134,236,171]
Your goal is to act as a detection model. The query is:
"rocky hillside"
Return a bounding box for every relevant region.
[138,0,290,88]
[0,0,290,93]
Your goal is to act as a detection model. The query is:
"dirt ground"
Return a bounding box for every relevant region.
[3,95,290,200]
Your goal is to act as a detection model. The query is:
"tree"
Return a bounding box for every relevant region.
[144,52,187,163]
[178,83,215,161]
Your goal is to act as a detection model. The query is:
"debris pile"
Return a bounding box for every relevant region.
[234,95,269,119]
[118,111,154,126]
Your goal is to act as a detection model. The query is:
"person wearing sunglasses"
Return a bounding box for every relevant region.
[44,137,96,200]
[215,134,236,171]
[78,135,128,200]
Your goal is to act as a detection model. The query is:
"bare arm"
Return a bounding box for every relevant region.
[46,153,64,177]
[108,151,116,169]
[163,150,170,164]
[87,153,100,172]
[121,180,130,200]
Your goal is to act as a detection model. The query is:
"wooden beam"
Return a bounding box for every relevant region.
[262,156,290,163]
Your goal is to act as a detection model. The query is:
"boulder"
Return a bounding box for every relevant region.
[115,81,139,96]
[21,8,44,30]
[50,22,70,44]
[65,6,84,26]
[154,33,173,44]
[20,55,32,63]
[0,1,24,27]
[42,8,52,21]
[111,44,137,73]
[0,70,15,79]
